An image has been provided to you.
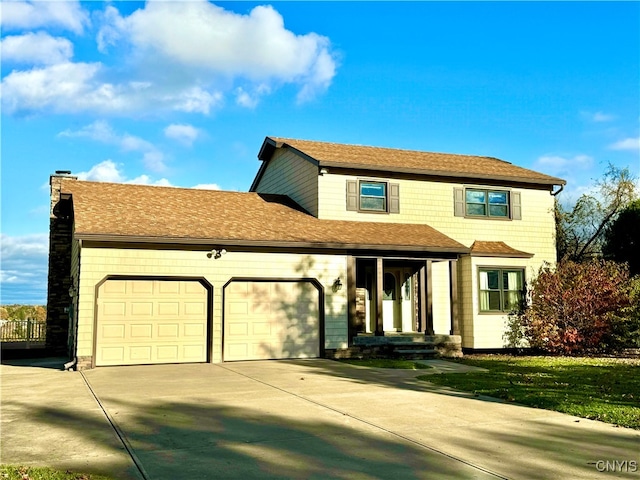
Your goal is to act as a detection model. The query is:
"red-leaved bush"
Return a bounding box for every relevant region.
[517,260,632,354]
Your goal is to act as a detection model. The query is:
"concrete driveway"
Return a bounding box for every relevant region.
[2,359,639,479]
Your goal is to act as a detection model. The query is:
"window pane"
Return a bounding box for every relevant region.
[383,273,396,300]
[489,205,509,217]
[486,270,500,290]
[504,291,522,312]
[360,197,386,211]
[503,271,523,290]
[479,291,490,311]
[466,190,486,203]
[488,192,507,204]
[467,203,486,216]
[487,291,501,310]
[361,183,386,197]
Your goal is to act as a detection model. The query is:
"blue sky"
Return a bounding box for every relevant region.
[1,1,639,304]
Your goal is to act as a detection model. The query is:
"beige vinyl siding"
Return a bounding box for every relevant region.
[70,236,81,355]
[75,248,347,363]
[254,149,319,216]
[457,256,474,349]
[318,172,556,261]
[318,172,556,350]
[463,257,534,349]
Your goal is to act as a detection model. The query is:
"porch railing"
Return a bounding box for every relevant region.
[0,319,46,344]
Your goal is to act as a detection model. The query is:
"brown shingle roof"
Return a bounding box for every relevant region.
[260,137,565,186]
[63,180,467,253]
[470,241,533,258]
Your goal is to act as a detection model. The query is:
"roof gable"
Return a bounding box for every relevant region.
[258,136,565,187]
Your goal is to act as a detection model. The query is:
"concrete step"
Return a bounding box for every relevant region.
[353,334,428,345]
[392,348,438,360]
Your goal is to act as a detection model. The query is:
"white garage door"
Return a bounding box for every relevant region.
[224,281,320,361]
[96,279,208,366]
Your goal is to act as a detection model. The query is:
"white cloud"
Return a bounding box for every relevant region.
[609,137,640,151]
[1,32,74,65]
[164,124,201,146]
[192,183,221,190]
[99,1,337,101]
[76,159,124,183]
[581,111,616,123]
[0,0,89,34]
[58,121,167,172]
[235,84,271,108]
[76,160,171,186]
[534,154,593,176]
[1,2,336,116]
[0,233,49,304]
[0,62,223,116]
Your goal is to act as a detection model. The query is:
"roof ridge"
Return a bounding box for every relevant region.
[65,179,262,196]
[270,136,511,164]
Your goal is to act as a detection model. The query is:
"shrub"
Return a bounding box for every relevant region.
[513,260,633,354]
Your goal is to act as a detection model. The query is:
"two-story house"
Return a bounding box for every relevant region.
[47,137,564,369]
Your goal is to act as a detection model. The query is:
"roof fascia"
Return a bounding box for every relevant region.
[318,161,565,187]
[76,233,470,254]
[470,251,534,259]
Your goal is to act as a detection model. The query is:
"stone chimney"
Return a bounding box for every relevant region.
[45,171,77,356]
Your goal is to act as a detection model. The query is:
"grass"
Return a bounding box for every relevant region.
[337,358,432,370]
[417,355,640,429]
[0,466,115,480]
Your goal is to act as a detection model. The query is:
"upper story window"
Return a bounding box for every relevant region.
[454,187,521,220]
[346,179,400,214]
[466,189,509,218]
[360,182,387,211]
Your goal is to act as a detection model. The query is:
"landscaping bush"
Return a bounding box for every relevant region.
[509,260,636,354]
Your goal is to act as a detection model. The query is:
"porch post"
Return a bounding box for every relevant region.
[375,257,384,336]
[426,260,434,335]
[449,259,460,335]
[347,256,357,345]
[419,261,434,335]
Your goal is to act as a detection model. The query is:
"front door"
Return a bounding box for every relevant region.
[382,268,414,332]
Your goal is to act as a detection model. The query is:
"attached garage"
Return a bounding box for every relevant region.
[223,280,322,361]
[95,279,209,366]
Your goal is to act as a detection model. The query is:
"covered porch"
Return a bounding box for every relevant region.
[342,255,463,358]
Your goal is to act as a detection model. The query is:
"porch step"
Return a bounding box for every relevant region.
[353,334,427,345]
[393,348,437,360]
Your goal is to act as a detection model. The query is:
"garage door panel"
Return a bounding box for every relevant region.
[96,280,208,366]
[157,323,179,338]
[158,302,179,316]
[228,322,248,336]
[130,324,153,339]
[131,281,154,294]
[184,302,205,316]
[224,281,319,361]
[103,302,126,317]
[131,302,153,316]
[184,323,205,337]
[157,345,179,360]
[100,347,125,362]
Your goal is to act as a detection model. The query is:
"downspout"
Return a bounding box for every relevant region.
[64,358,77,371]
[552,184,564,196]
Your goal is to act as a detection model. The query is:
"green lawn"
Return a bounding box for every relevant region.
[338,358,432,370]
[0,466,115,480]
[417,355,640,429]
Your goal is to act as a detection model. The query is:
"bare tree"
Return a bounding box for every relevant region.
[556,163,637,262]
